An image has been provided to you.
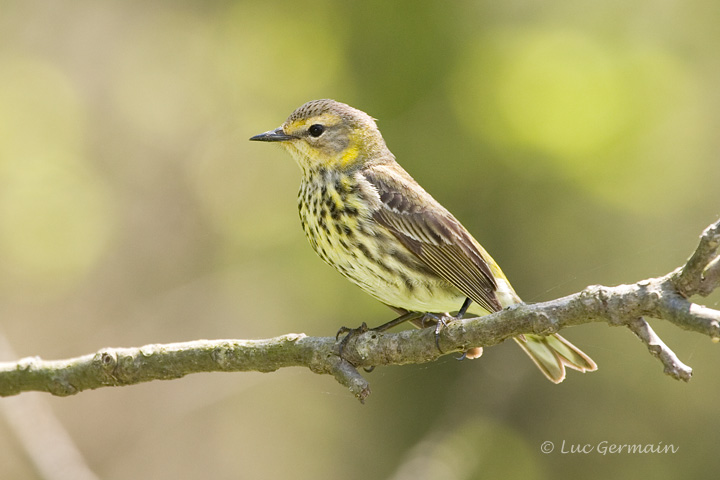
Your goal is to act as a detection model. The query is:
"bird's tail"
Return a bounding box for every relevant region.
[514,334,597,383]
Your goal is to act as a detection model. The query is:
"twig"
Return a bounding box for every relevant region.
[625,317,692,381]
[673,219,720,297]
[0,219,718,403]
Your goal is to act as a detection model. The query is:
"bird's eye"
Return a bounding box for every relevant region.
[308,124,325,137]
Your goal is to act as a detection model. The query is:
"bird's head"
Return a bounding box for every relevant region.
[250,99,390,173]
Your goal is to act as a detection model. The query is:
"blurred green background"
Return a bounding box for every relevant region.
[1,1,719,479]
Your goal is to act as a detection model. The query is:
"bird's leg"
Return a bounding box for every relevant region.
[454,298,473,360]
[336,301,473,366]
[456,297,472,319]
[335,311,423,362]
[373,310,424,332]
[335,311,421,341]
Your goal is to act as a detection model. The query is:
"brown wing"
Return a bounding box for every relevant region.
[363,166,502,313]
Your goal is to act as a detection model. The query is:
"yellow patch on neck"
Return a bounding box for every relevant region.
[340,144,360,166]
[338,129,363,167]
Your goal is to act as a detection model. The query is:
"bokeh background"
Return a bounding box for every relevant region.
[1,1,719,479]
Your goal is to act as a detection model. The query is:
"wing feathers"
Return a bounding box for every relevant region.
[364,167,502,313]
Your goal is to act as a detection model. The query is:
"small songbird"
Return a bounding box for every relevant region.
[250,99,596,382]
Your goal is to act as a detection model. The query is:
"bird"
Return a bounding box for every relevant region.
[249,99,596,383]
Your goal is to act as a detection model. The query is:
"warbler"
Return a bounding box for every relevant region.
[250,99,596,383]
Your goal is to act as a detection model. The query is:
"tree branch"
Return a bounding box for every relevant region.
[1,219,718,403]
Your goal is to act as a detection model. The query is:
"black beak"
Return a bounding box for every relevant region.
[249,127,294,142]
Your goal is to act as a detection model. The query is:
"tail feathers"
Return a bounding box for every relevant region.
[514,334,597,384]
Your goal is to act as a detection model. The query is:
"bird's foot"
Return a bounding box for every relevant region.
[420,312,478,359]
[336,322,368,354]
[335,323,377,372]
[418,313,455,354]
[335,311,424,371]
